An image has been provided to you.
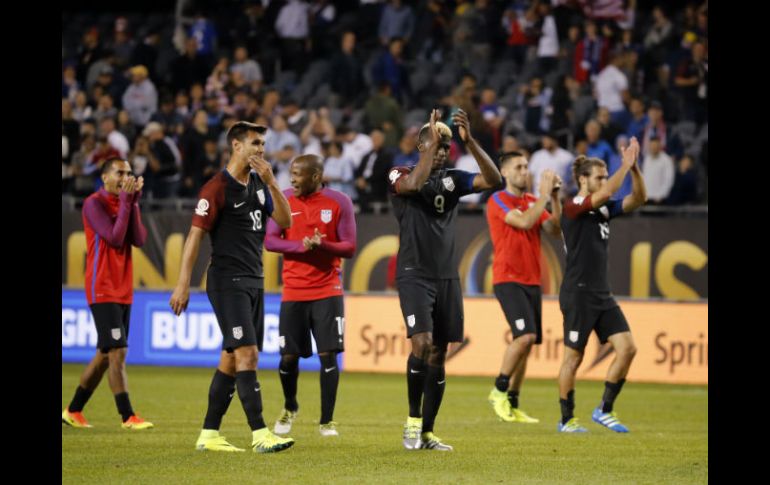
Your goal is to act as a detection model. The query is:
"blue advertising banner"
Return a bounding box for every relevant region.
[62,289,327,371]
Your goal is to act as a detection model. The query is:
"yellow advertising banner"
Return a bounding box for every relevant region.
[344,295,707,385]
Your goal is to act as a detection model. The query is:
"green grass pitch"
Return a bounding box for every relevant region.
[62,364,707,484]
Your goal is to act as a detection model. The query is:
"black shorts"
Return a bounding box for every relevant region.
[279,296,345,358]
[397,277,464,344]
[90,303,131,353]
[207,284,264,352]
[559,290,630,350]
[493,282,542,344]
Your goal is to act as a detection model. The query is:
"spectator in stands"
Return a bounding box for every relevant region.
[674,41,707,126]
[480,87,507,154]
[171,37,211,93]
[517,77,552,135]
[203,94,225,134]
[93,94,118,124]
[641,100,668,156]
[122,65,158,128]
[230,45,263,92]
[281,98,307,136]
[595,50,630,127]
[130,29,161,81]
[265,114,302,161]
[392,127,419,168]
[574,19,609,85]
[322,140,356,200]
[338,126,374,170]
[643,5,674,84]
[116,110,136,143]
[99,117,130,159]
[364,82,404,150]
[585,119,614,163]
[665,154,698,205]
[300,108,336,156]
[271,144,296,192]
[499,133,522,158]
[128,135,151,180]
[502,3,536,72]
[379,0,415,47]
[150,95,186,138]
[188,11,218,60]
[372,38,411,106]
[180,110,213,195]
[534,1,559,77]
[76,27,104,86]
[62,99,81,159]
[330,31,366,109]
[70,134,99,196]
[596,107,623,147]
[529,132,573,197]
[73,91,93,123]
[275,0,311,74]
[110,17,134,70]
[355,129,393,212]
[260,88,282,119]
[625,96,647,140]
[143,121,182,199]
[413,0,452,64]
[62,63,81,103]
[641,136,674,204]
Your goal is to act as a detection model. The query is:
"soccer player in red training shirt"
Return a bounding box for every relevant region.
[170,122,294,453]
[486,152,562,424]
[264,154,357,438]
[389,109,502,451]
[62,158,153,430]
[557,137,647,433]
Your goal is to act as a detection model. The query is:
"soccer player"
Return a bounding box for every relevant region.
[62,158,153,430]
[264,154,357,438]
[389,109,502,451]
[486,152,562,424]
[556,137,647,433]
[170,121,295,453]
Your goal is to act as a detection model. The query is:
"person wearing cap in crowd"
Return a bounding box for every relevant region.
[143,121,182,198]
[122,65,158,128]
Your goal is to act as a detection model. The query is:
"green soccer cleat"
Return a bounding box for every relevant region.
[487,388,516,422]
[510,407,540,423]
[252,427,295,453]
[319,421,339,437]
[402,416,422,450]
[420,432,453,451]
[557,417,588,433]
[274,409,298,435]
[195,429,245,452]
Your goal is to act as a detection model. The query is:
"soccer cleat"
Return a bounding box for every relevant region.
[62,409,92,428]
[274,409,297,435]
[487,388,516,422]
[420,432,453,451]
[121,414,154,430]
[195,429,245,452]
[592,407,630,433]
[251,428,295,453]
[319,422,339,437]
[510,408,540,423]
[402,416,422,450]
[557,417,588,433]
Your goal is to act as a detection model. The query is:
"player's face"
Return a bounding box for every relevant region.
[102,161,132,195]
[290,161,320,197]
[240,131,266,161]
[502,157,529,191]
[585,166,609,193]
[430,138,451,171]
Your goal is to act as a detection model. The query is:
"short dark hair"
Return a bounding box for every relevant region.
[101,157,128,176]
[498,151,526,167]
[226,121,267,148]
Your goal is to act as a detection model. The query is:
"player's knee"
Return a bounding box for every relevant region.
[108,347,127,363]
[235,347,258,369]
[411,334,432,359]
[620,344,637,361]
[427,343,448,367]
[281,354,299,367]
[518,333,537,348]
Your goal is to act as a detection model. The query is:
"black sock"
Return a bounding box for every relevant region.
[494,374,510,392]
[507,390,520,409]
[319,353,339,424]
[279,357,300,412]
[407,354,427,418]
[68,386,94,413]
[202,370,236,430]
[114,392,134,422]
[235,371,266,431]
[560,390,575,425]
[421,365,446,434]
[601,379,626,413]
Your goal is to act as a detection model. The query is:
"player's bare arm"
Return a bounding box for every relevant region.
[591,137,639,208]
[543,174,563,237]
[452,108,503,191]
[169,226,206,315]
[250,155,292,229]
[396,109,441,194]
[505,170,556,230]
[622,148,648,213]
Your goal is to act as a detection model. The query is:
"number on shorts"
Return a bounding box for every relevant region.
[335,316,345,336]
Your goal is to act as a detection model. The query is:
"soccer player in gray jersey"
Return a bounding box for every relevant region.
[388,109,502,450]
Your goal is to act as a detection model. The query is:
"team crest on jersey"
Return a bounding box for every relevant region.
[111,328,121,340]
[233,326,243,340]
[442,176,455,191]
[257,189,265,205]
[195,198,209,216]
[599,206,610,219]
[407,314,416,328]
[389,169,402,183]
[321,209,332,223]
